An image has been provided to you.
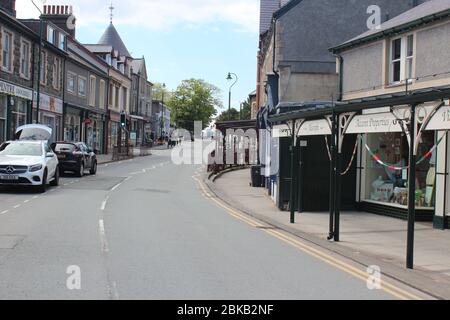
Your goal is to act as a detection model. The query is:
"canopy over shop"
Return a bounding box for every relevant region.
[269,85,450,269]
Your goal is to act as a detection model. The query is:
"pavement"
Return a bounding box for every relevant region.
[207,168,450,299]
[0,144,432,300]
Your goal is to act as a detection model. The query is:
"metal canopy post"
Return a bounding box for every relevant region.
[328,114,337,240]
[289,120,297,224]
[334,113,342,242]
[407,104,417,269]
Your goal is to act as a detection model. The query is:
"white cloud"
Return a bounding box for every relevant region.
[16,0,259,33]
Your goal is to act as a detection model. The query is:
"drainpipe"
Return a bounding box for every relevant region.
[272,18,278,77]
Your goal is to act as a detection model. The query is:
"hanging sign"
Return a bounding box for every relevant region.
[272,124,291,138]
[297,119,331,136]
[345,112,404,134]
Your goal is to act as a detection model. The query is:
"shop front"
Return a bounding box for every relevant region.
[108,111,121,154]
[64,106,82,143]
[0,80,33,144]
[341,106,438,221]
[85,112,106,154]
[33,93,63,143]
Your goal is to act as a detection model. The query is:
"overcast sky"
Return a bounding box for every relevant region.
[17,0,259,111]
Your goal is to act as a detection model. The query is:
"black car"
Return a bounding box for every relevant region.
[51,142,97,177]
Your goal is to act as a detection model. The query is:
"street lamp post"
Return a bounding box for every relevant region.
[32,0,43,124]
[160,83,166,139]
[226,73,238,121]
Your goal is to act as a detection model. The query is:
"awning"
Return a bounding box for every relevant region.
[268,85,450,123]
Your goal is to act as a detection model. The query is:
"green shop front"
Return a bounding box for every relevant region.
[269,95,450,230]
[0,80,33,144]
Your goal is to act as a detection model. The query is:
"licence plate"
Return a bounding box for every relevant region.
[0,175,19,181]
[58,155,66,159]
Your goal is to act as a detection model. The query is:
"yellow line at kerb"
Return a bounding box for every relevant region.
[193,176,422,301]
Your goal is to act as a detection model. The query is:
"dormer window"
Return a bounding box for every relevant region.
[47,26,55,44]
[58,33,66,50]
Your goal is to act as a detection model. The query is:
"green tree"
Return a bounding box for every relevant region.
[240,97,252,120]
[152,82,172,102]
[216,108,240,122]
[168,79,221,132]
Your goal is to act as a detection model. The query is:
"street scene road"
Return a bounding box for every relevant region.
[0,147,427,300]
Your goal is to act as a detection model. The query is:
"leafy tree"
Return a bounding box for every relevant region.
[216,108,240,122]
[240,97,252,120]
[152,82,172,102]
[168,79,221,132]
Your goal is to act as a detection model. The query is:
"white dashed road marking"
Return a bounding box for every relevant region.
[0,210,9,215]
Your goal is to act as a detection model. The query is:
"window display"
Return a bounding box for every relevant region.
[0,95,6,143]
[9,99,27,139]
[364,131,435,208]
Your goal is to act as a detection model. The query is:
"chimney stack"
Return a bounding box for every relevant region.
[0,0,16,17]
[42,4,76,38]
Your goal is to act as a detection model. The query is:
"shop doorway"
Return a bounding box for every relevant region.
[42,114,56,142]
[299,134,357,212]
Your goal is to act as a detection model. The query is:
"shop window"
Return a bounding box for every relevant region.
[0,96,6,144]
[20,40,30,79]
[2,29,13,72]
[364,131,435,208]
[9,100,27,139]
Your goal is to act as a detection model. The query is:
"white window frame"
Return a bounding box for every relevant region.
[58,33,66,50]
[78,76,87,97]
[47,26,55,44]
[20,38,31,79]
[405,34,415,81]
[89,75,96,107]
[1,28,13,73]
[67,71,77,94]
[52,57,61,90]
[389,34,415,85]
[99,80,106,109]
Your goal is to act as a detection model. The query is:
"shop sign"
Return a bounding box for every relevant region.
[84,118,92,125]
[346,112,404,134]
[297,119,331,136]
[33,93,63,114]
[424,106,450,131]
[272,124,291,138]
[0,80,33,100]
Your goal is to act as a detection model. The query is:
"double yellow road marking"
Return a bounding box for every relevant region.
[193,175,424,301]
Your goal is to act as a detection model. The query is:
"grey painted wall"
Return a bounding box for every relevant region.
[276,0,427,73]
[415,21,450,82]
[341,42,384,95]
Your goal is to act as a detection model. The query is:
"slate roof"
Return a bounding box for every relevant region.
[130,58,145,74]
[333,0,450,52]
[98,23,131,57]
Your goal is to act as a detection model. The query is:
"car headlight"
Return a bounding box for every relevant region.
[29,164,43,172]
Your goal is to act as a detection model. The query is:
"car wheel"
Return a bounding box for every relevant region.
[50,167,59,187]
[90,161,97,175]
[77,163,85,177]
[37,170,47,193]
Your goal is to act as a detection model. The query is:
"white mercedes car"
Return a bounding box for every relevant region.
[0,125,59,193]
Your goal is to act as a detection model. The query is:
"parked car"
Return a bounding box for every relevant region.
[51,142,97,177]
[0,125,59,193]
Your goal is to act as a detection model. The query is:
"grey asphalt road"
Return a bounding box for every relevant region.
[0,146,402,300]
